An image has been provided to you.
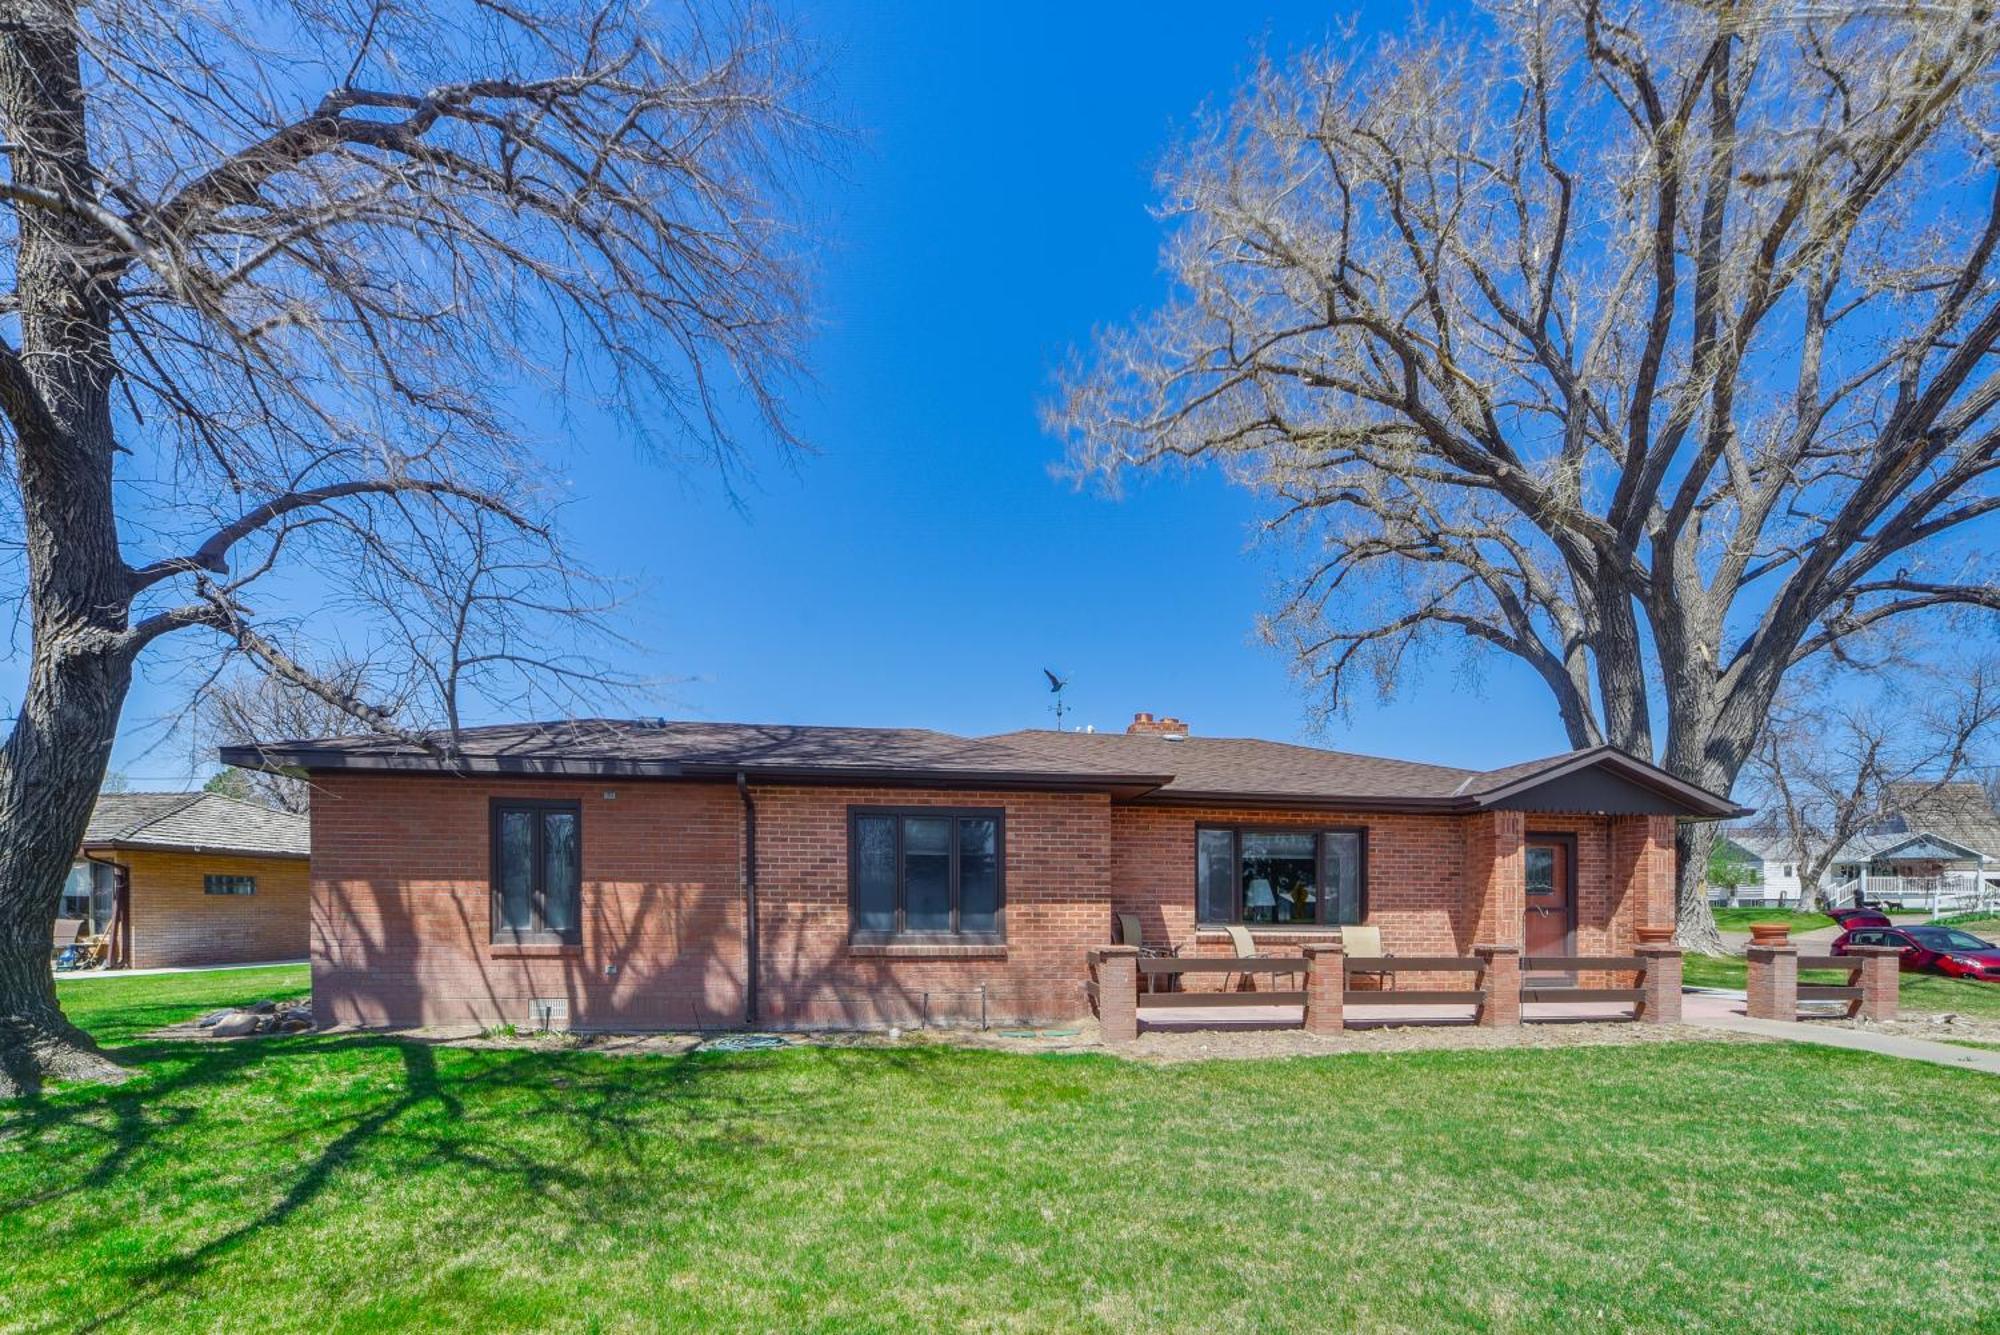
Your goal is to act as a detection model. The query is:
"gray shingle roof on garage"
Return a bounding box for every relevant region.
[82,792,309,858]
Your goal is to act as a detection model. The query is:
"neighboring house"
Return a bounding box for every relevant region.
[223,712,1740,1031]
[1712,831,1811,906]
[1828,782,2000,907]
[60,792,312,969]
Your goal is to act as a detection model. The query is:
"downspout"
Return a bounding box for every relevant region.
[737,772,760,1027]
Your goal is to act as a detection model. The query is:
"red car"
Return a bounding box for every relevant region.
[1828,906,1893,931]
[1832,925,2000,981]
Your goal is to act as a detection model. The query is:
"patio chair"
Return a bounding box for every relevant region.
[1115,913,1181,992]
[1224,923,1300,993]
[1340,923,1395,992]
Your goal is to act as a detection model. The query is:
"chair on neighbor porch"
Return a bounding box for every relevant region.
[1115,913,1181,993]
[1340,923,1396,993]
[1224,924,1302,994]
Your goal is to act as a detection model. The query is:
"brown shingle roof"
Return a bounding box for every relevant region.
[222,719,1741,817]
[82,792,309,858]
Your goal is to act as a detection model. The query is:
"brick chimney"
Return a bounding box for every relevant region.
[1126,711,1190,738]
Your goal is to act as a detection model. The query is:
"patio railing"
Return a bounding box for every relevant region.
[1744,929,1900,1021]
[1088,938,1683,1042]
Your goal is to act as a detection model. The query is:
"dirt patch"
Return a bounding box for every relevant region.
[149,1016,1766,1064]
[1818,1012,2000,1047]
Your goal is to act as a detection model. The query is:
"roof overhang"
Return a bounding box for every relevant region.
[218,744,1171,800]
[82,838,310,861]
[1459,747,1747,820]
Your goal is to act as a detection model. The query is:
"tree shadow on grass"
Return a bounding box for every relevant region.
[20,1032,962,1330]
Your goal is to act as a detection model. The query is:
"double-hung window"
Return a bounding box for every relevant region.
[849,807,1004,943]
[1196,826,1366,926]
[491,799,582,945]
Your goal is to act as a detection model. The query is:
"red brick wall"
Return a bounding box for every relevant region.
[309,775,1112,1029]
[1110,806,1664,991]
[119,849,309,969]
[306,769,1676,1030]
[1112,806,1471,975]
[750,785,1110,1026]
[309,773,745,1029]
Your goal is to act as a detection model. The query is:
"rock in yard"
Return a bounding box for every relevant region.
[210,1011,261,1037]
[247,999,278,1015]
[197,1010,233,1028]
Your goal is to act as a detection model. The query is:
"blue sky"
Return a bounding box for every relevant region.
[94,0,1593,785]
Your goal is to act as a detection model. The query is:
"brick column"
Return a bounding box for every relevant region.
[1303,941,1345,1035]
[1463,811,1526,948]
[1745,927,1797,1021]
[1634,939,1683,1025]
[1475,943,1520,1027]
[1611,814,1677,941]
[1095,946,1139,1043]
[1848,944,1901,1022]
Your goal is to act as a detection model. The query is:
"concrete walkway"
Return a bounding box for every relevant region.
[1146,989,2000,1075]
[1689,1009,2000,1075]
[55,958,305,980]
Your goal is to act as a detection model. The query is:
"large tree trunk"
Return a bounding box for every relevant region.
[0,668,134,1096]
[0,1,138,1096]
[1673,821,1726,955]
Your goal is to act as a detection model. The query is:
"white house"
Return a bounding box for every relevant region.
[1713,831,1812,907]
[1827,782,2000,911]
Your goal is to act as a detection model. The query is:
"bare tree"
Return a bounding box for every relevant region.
[1745,662,2000,910]
[198,655,410,814]
[0,0,824,1094]
[1051,1,2000,950]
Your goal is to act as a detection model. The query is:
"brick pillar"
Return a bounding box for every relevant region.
[1095,946,1139,1043]
[1745,929,1797,1021]
[1635,941,1683,1024]
[1464,811,1526,948]
[1611,814,1677,942]
[1475,943,1521,1027]
[1849,944,1901,1022]
[1303,941,1345,1034]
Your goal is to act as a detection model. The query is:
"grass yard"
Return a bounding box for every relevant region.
[1707,906,1836,933]
[1681,952,2000,1018]
[6,968,2000,1331]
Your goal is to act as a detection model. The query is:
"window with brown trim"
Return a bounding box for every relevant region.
[849,806,1005,943]
[1195,826,1366,926]
[491,799,581,945]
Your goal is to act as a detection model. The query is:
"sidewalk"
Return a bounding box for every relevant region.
[1681,987,2000,1075]
[56,958,306,980]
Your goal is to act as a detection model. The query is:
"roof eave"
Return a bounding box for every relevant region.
[1461,746,1746,819]
[220,745,1173,798]
[83,838,310,860]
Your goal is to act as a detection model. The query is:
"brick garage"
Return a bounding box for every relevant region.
[116,848,309,969]
[231,715,1736,1033]
[70,791,312,968]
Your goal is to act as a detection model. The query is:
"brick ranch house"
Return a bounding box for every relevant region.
[226,713,1740,1031]
[61,792,311,969]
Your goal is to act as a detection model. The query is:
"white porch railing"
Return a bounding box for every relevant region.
[1827,872,2000,918]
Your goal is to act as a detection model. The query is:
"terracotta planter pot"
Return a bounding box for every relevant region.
[1635,925,1675,945]
[1748,922,1791,946]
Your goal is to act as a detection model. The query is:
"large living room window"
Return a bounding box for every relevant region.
[1196,826,1365,926]
[849,807,1004,943]
[491,799,582,945]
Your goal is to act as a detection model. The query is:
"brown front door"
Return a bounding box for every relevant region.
[1523,837,1573,981]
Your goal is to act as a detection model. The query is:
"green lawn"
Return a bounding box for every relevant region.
[6,967,2000,1331]
[1707,906,1836,933]
[1682,952,2000,1018]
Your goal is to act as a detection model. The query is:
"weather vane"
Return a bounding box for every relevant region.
[1043,667,1070,730]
